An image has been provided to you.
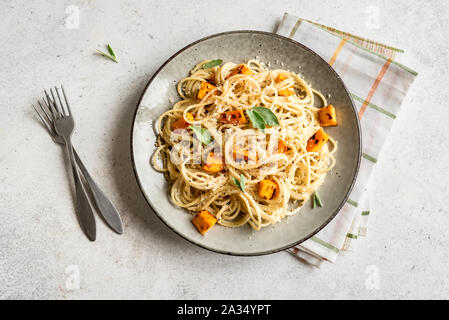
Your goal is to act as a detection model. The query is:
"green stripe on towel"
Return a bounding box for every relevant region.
[346,233,358,239]
[303,18,404,54]
[362,153,378,163]
[288,19,302,38]
[351,93,396,119]
[347,199,359,207]
[361,211,370,216]
[319,27,418,76]
[311,236,340,253]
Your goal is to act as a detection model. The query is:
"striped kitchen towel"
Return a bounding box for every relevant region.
[278,13,417,266]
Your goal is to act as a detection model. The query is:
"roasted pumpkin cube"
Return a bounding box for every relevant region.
[226,64,253,79]
[203,152,224,173]
[220,110,247,125]
[192,210,217,235]
[197,81,216,100]
[275,74,294,96]
[277,139,290,154]
[278,88,295,96]
[275,74,288,83]
[258,179,278,200]
[306,128,329,152]
[171,113,194,131]
[318,105,337,126]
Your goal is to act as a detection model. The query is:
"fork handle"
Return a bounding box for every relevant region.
[73,148,124,234]
[65,141,97,241]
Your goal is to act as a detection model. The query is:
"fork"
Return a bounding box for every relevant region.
[33,86,123,240]
[38,90,124,235]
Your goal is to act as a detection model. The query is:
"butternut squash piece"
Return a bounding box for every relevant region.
[275,74,294,96]
[258,179,278,200]
[278,88,295,96]
[318,105,337,126]
[220,110,247,125]
[277,139,290,154]
[275,74,288,82]
[192,210,217,235]
[171,113,194,131]
[197,81,216,100]
[226,64,252,79]
[306,128,329,152]
[203,152,224,173]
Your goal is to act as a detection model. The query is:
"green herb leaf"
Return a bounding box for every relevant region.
[232,174,246,192]
[202,59,223,69]
[231,177,240,189]
[246,107,280,132]
[190,125,213,145]
[252,107,280,126]
[239,174,246,192]
[107,44,117,59]
[246,109,266,133]
[96,44,118,63]
[315,192,323,207]
[312,192,323,208]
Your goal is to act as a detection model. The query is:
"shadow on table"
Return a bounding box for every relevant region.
[108,76,192,251]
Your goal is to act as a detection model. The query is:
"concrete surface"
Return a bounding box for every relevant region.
[0,0,448,299]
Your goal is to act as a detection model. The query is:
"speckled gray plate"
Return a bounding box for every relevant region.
[131,31,361,256]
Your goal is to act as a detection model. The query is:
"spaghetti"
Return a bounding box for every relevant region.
[152,59,337,232]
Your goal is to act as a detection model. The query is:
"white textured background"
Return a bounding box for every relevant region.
[0,0,448,299]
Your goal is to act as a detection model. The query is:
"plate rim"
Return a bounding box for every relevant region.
[130,30,362,256]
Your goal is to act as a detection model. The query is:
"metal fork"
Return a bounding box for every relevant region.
[35,90,124,235]
[33,86,123,240]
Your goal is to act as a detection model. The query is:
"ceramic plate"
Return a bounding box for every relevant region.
[131,31,361,255]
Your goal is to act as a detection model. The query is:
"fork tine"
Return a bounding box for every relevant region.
[50,88,63,118]
[61,85,72,116]
[55,86,68,116]
[44,90,58,120]
[32,104,53,135]
[38,99,53,124]
[42,96,55,120]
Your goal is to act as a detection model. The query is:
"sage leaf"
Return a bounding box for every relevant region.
[107,44,117,60]
[232,174,246,192]
[202,59,223,69]
[190,125,213,145]
[246,109,266,133]
[253,107,280,126]
[96,44,118,63]
[312,192,323,208]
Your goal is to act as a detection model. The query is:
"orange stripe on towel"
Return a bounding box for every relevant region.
[358,58,393,119]
[329,38,347,66]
